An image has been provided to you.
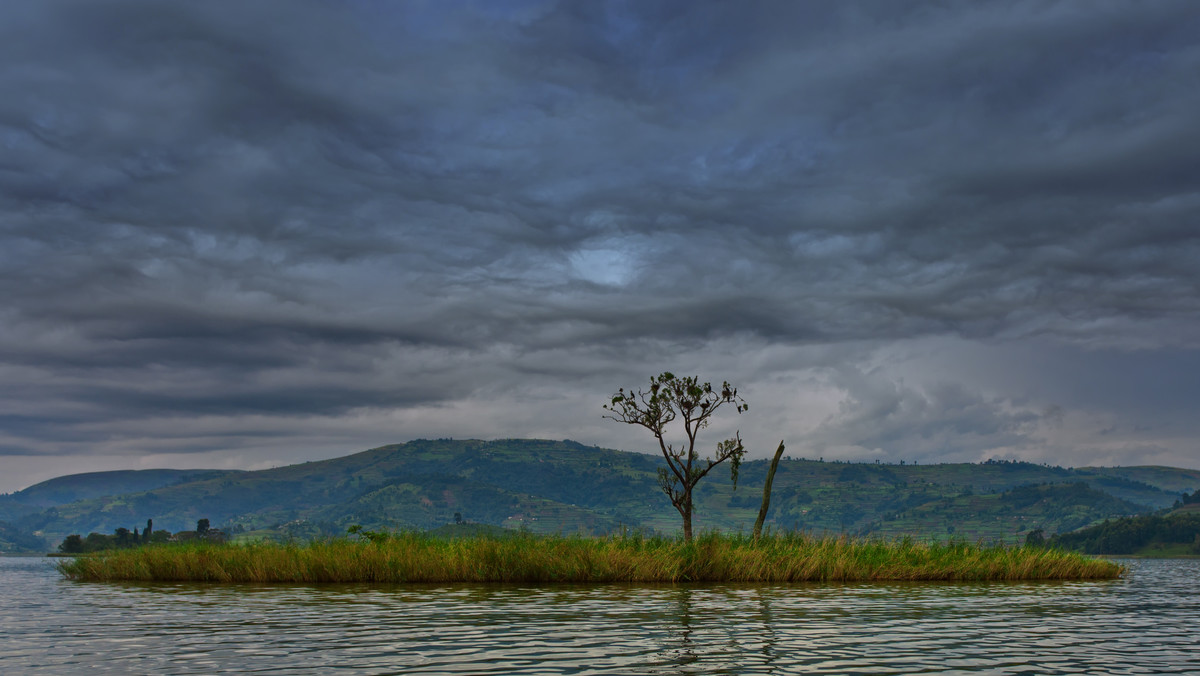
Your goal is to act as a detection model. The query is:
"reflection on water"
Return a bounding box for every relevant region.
[1,557,1197,674]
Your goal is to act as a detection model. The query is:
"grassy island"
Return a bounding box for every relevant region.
[56,532,1122,583]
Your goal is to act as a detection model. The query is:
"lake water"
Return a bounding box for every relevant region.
[1,557,1197,674]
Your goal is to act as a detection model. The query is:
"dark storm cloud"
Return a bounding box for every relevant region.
[804,368,1043,461]
[2,0,1199,489]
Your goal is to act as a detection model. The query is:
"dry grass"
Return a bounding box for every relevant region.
[56,532,1123,583]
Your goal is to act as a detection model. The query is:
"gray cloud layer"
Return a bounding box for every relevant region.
[2,0,1198,491]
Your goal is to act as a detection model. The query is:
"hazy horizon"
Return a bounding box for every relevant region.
[7,436,1200,496]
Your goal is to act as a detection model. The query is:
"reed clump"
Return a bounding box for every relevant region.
[56,532,1123,584]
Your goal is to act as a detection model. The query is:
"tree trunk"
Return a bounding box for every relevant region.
[682,491,694,541]
[753,440,786,540]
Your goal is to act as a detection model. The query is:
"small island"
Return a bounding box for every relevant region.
[54,374,1123,584]
[56,529,1121,583]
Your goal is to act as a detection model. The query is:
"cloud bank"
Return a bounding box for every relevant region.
[2,0,1198,491]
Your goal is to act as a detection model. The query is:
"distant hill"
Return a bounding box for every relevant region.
[1074,466,1200,498]
[2,468,244,509]
[1050,513,1200,556]
[4,439,1199,551]
[0,469,243,525]
[0,520,47,553]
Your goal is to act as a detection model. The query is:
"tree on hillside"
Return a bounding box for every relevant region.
[1025,528,1046,547]
[196,518,210,536]
[603,372,748,541]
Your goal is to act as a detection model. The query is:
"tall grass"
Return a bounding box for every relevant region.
[56,532,1123,583]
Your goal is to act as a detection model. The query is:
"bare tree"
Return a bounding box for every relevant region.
[603,372,748,541]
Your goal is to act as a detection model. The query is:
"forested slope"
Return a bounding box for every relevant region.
[4,439,1197,550]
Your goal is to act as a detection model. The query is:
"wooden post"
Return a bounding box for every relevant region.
[753,441,786,540]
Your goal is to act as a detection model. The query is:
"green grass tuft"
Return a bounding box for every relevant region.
[56,532,1123,584]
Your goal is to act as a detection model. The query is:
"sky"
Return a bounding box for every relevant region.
[2,0,1199,493]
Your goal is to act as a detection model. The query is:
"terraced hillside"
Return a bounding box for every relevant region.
[4,439,1199,550]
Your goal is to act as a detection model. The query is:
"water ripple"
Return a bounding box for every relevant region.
[1,557,1197,674]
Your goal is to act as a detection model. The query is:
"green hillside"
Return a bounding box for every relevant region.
[5,439,1199,551]
[1075,466,1200,498]
[0,520,47,553]
[1050,513,1200,555]
[0,469,243,524]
